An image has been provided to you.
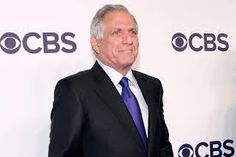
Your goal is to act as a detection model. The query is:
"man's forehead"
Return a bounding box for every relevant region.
[103,12,136,27]
[111,26,137,30]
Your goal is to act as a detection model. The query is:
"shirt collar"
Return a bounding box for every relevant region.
[125,69,137,87]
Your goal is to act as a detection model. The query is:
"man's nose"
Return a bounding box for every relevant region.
[122,33,133,44]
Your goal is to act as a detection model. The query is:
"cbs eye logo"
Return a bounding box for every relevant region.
[178,144,194,157]
[0,32,77,54]
[0,33,21,54]
[171,32,229,52]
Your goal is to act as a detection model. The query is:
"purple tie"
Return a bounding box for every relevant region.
[119,77,148,149]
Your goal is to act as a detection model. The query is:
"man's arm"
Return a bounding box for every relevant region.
[159,82,174,157]
[49,79,84,157]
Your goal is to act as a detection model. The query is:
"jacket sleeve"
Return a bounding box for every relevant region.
[48,79,84,157]
[159,81,174,157]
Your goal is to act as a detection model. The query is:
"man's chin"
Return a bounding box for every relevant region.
[120,62,134,69]
[123,58,136,66]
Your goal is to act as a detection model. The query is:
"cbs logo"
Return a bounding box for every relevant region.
[0,32,77,54]
[172,32,229,52]
[178,139,234,157]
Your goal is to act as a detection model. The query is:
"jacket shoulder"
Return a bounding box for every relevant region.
[133,70,161,84]
[63,69,94,83]
[55,68,97,93]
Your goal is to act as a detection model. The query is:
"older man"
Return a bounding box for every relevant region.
[49,4,173,157]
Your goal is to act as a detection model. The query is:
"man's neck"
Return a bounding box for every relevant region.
[97,59,131,76]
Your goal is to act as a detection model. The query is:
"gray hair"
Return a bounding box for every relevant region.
[90,4,138,39]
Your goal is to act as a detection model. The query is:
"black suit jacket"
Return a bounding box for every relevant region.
[49,62,173,157]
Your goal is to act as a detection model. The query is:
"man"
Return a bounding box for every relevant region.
[49,4,173,157]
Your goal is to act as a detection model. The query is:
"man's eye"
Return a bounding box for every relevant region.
[130,30,137,35]
[112,31,121,35]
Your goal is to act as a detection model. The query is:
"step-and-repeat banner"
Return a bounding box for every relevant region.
[0,0,235,156]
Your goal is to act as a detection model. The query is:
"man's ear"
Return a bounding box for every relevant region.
[90,37,101,54]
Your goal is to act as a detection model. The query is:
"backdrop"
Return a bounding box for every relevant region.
[0,0,235,156]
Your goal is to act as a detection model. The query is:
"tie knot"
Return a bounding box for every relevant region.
[119,77,129,88]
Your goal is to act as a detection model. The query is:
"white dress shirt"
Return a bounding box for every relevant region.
[97,60,149,137]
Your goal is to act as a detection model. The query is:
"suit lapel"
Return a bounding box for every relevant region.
[133,71,161,157]
[91,62,145,150]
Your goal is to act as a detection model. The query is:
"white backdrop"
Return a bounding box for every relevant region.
[0,0,235,156]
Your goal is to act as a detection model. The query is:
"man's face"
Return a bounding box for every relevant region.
[92,10,139,73]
